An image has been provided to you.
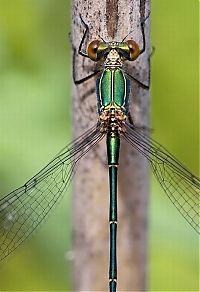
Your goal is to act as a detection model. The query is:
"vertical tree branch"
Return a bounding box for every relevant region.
[72,0,150,290]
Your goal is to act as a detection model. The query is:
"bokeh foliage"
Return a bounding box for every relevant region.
[0,0,198,291]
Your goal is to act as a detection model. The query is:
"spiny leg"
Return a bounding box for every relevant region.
[123,10,151,89]
[125,71,150,90]
[124,44,152,90]
[73,51,100,85]
[73,15,100,85]
[78,14,90,58]
[139,11,150,56]
[128,112,152,133]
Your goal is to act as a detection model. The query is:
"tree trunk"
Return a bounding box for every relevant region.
[72,0,150,291]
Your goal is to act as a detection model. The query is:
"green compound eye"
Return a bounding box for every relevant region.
[87,40,101,61]
[126,40,140,60]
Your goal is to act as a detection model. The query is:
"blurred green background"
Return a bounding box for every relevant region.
[0,0,198,291]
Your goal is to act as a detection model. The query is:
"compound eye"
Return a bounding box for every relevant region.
[87,40,101,61]
[126,40,140,60]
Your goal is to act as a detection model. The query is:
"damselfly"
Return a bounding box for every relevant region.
[0,12,199,292]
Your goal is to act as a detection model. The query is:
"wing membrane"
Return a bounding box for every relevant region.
[0,123,104,261]
[123,122,199,234]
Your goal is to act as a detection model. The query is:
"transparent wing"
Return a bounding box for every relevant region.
[123,122,199,234]
[0,123,104,261]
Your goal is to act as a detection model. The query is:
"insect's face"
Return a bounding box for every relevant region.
[87,40,140,62]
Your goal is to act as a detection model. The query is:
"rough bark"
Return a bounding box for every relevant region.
[72,0,150,291]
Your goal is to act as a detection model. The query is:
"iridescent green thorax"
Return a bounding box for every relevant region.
[97,68,130,113]
[96,49,130,135]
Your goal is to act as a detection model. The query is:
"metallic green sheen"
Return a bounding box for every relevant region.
[100,69,112,108]
[107,135,120,165]
[114,69,126,107]
[117,42,129,51]
[109,222,117,279]
[109,166,118,222]
[109,280,117,292]
[117,42,130,59]
[97,68,128,114]
[107,134,119,290]
[97,43,110,60]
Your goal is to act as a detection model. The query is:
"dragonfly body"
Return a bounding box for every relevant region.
[96,45,131,290]
[0,12,199,292]
[86,38,145,290]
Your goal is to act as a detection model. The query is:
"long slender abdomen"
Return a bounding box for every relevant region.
[107,133,120,292]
